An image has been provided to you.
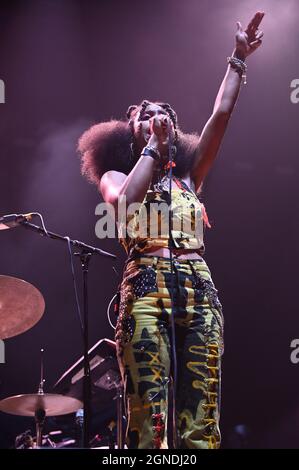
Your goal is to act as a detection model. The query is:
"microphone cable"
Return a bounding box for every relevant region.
[166,128,179,449]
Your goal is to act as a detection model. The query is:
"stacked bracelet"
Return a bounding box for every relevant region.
[227,56,247,84]
[141,145,161,161]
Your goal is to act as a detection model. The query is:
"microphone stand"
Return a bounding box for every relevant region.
[75,249,92,448]
[166,133,179,449]
[18,220,116,448]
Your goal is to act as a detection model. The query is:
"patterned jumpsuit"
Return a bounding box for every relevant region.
[115,176,224,449]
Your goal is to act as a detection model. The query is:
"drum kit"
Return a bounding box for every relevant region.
[0,274,45,340]
[0,215,121,449]
[0,274,84,448]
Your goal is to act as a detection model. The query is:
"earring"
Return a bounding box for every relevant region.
[171,145,177,159]
[130,142,136,163]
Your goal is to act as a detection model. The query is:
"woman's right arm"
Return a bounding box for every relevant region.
[99,153,157,210]
[99,116,172,210]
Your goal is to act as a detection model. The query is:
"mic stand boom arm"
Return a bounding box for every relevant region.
[19,220,116,259]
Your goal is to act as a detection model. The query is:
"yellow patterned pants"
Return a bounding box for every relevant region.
[115,255,224,449]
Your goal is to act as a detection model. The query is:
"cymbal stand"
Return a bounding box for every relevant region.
[35,408,46,448]
[36,348,46,448]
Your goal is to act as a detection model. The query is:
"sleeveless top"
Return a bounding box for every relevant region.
[118,175,210,258]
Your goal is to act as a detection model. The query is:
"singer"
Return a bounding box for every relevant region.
[78,12,264,449]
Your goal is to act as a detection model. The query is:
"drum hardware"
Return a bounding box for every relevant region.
[54,337,125,448]
[15,429,76,449]
[15,429,35,449]
[0,393,83,448]
[0,348,83,448]
[1,212,117,447]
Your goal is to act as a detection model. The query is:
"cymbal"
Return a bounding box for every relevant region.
[0,393,83,416]
[0,275,45,339]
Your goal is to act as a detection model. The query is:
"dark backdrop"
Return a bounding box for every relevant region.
[0,0,298,448]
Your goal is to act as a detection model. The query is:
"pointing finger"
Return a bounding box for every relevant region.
[236,21,242,32]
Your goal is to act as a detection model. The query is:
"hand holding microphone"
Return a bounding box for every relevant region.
[148,115,175,163]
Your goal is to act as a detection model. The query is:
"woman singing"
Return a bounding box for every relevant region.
[78,11,264,449]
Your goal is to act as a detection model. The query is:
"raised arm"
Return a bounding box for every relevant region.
[191,11,265,193]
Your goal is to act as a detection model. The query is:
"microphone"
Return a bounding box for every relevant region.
[0,213,33,230]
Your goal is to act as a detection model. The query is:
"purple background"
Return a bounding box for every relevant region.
[0,0,299,448]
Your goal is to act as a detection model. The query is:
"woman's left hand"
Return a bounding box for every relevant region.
[235,11,265,59]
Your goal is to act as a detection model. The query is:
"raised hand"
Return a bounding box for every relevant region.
[235,11,265,59]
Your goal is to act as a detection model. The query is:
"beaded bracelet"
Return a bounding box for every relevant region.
[141,145,161,161]
[227,56,248,84]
